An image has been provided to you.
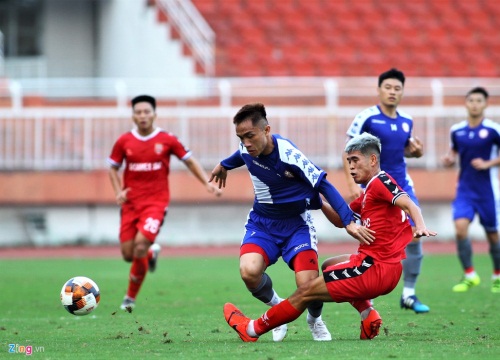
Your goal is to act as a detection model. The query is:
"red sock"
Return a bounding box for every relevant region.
[350,300,372,313]
[126,256,148,299]
[494,269,500,276]
[464,267,475,274]
[253,299,302,335]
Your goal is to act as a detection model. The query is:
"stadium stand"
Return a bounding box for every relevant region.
[188,0,500,77]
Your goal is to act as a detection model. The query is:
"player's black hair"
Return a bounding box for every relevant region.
[466,87,489,99]
[131,95,156,110]
[233,103,268,128]
[378,68,405,87]
[345,133,382,160]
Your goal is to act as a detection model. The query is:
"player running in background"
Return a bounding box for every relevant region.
[442,87,500,293]
[341,68,429,313]
[108,95,221,311]
[210,103,374,342]
[224,133,437,342]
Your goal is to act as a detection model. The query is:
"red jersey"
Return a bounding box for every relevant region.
[108,128,191,206]
[350,171,413,263]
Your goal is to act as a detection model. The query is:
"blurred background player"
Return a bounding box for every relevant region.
[442,87,500,293]
[224,133,436,342]
[341,68,429,313]
[210,103,374,341]
[108,94,221,311]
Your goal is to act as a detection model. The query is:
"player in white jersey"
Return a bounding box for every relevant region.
[340,68,429,313]
[442,87,500,293]
[210,103,374,341]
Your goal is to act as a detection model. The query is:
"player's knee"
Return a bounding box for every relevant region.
[240,266,261,287]
[133,242,150,258]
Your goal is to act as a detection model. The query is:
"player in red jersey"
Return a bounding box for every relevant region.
[224,132,436,341]
[108,95,221,311]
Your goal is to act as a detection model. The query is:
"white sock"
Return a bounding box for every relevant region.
[492,274,500,280]
[247,320,258,337]
[402,287,415,299]
[307,313,321,324]
[266,291,282,307]
[360,307,373,320]
[465,271,477,279]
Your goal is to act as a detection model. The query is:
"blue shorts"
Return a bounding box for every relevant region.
[452,194,499,232]
[242,209,318,269]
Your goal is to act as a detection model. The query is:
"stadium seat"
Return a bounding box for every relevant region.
[189,0,500,77]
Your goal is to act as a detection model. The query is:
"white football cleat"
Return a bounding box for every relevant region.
[308,319,332,341]
[272,324,288,342]
[148,243,161,273]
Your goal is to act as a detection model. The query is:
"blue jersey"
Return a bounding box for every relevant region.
[450,118,500,199]
[221,134,352,223]
[347,105,414,188]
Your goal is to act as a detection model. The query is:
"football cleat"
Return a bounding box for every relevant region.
[492,278,500,293]
[223,303,258,342]
[148,243,161,273]
[400,295,430,313]
[272,324,288,342]
[308,319,332,341]
[360,309,382,340]
[452,275,481,292]
[120,296,135,312]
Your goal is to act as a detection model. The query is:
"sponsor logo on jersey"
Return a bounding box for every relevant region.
[252,160,270,170]
[154,143,164,154]
[128,162,162,171]
[284,170,294,178]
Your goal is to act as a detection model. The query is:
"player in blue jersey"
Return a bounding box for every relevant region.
[210,103,375,342]
[341,68,429,313]
[442,87,500,293]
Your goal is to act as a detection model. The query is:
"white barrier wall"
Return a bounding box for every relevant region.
[0,203,487,248]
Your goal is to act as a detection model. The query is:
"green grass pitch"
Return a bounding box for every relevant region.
[1,253,499,359]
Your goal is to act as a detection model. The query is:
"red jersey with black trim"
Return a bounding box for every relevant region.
[107,128,191,205]
[350,171,413,263]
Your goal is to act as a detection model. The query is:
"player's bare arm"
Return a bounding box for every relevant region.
[404,136,424,158]
[395,195,437,238]
[442,149,457,167]
[345,221,376,245]
[184,157,222,196]
[108,166,129,205]
[471,156,500,170]
[209,163,228,189]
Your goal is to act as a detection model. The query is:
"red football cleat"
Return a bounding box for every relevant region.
[223,303,259,342]
[360,309,382,340]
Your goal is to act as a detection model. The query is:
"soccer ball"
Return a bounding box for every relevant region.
[60,276,100,316]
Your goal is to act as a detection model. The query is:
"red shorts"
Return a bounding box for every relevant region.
[119,202,167,242]
[322,253,402,303]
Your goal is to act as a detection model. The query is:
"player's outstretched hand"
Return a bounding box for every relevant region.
[209,163,228,189]
[345,222,376,245]
[206,183,223,197]
[413,227,437,238]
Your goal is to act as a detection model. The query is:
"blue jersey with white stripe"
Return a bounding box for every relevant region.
[221,134,351,222]
[450,118,500,198]
[347,105,414,187]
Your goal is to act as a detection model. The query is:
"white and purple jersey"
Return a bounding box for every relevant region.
[450,118,500,199]
[221,134,352,223]
[347,105,414,190]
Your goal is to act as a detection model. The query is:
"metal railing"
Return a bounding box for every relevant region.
[157,0,215,76]
[2,105,500,171]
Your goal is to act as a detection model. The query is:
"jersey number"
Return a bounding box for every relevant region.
[144,217,160,234]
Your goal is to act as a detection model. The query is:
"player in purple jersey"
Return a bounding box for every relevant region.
[442,87,500,293]
[340,68,430,313]
[210,103,374,342]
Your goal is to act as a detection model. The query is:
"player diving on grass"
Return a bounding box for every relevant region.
[210,103,374,341]
[223,132,437,341]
